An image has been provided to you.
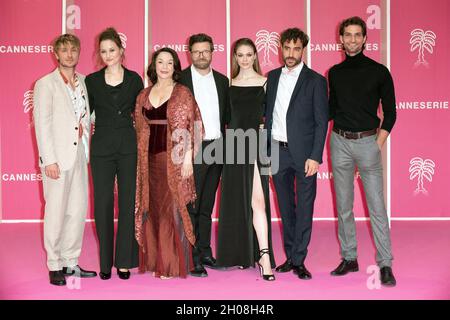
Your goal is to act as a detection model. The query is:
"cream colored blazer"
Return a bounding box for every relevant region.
[33,68,91,171]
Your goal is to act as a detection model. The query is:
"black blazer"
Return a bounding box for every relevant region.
[179,67,229,133]
[85,67,144,156]
[265,65,329,164]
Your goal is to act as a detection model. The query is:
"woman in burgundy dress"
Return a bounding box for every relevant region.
[134,47,203,279]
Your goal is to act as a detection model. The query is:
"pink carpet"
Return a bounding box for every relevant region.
[1,221,449,300]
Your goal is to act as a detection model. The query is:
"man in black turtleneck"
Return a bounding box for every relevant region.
[328,16,397,287]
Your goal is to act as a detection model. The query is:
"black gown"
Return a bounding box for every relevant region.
[216,85,276,268]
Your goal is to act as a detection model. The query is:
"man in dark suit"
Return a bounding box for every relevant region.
[265,28,328,280]
[180,33,229,277]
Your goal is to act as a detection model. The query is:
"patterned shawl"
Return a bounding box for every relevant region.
[134,83,204,247]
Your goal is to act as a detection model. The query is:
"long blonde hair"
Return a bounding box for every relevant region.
[231,38,262,79]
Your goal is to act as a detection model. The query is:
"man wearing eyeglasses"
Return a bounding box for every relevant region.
[180,33,229,277]
[33,34,96,286]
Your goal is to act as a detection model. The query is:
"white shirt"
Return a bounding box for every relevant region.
[62,73,89,160]
[272,62,304,142]
[191,65,221,140]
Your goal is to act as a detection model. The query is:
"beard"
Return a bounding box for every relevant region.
[283,56,301,68]
[193,58,211,70]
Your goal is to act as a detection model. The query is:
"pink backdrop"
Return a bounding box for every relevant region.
[1,0,61,220]
[390,0,450,217]
[1,0,449,221]
[151,0,227,75]
[69,0,145,79]
[230,0,306,75]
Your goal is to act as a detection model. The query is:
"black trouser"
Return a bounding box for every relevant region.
[91,152,139,273]
[187,139,223,266]
[272,146,317,267]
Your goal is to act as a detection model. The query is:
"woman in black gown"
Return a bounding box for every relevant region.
[216,38,275,281]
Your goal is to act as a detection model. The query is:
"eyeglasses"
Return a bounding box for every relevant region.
[191,50,212,57]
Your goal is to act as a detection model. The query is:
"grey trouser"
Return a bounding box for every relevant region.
[330,131,393,268]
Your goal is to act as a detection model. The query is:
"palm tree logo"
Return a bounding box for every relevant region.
[118,32,127,48]
[22,90,34,128]
[23,90,34,113]
[255,30,280,66]
[409,157,435,195]
[410,29,436,67]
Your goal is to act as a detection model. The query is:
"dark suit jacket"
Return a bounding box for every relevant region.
[179,67,229,133]
[85,67,144,156]
[265,64,329,164]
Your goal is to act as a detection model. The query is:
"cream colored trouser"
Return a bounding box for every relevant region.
[42,144,88,271]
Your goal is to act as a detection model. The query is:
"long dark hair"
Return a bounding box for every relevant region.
[231,38,262,79]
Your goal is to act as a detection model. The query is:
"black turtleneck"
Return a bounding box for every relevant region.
[328,51,396,132]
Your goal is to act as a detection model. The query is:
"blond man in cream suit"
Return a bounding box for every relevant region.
[33,34,96,286]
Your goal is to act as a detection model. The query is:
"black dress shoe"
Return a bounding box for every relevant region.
[293,265,312,280]
[189,265,208,277]
[380,267,396,287]
[330,259,359,276]
[62,265,97,278]
[275,259,293,273]
[117,269,130,280]
[49,270,66,286]
[99,272,111,280]
[201,256,227,270]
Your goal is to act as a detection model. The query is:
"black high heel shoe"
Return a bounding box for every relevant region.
[99,271,111,280]
[117,268,130,280]
[257,248,275,281]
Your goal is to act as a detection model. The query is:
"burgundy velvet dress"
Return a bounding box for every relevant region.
[139,101,190,277]
[134,84,204,279]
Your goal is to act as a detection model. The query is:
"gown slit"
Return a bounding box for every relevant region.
[216,85,275,268]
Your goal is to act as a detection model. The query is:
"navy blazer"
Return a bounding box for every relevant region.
[265,64,329,164]
[85,67,144,156]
